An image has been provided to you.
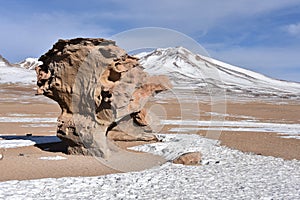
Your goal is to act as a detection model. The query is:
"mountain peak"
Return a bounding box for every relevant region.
[0,54,12,67]
[137,47,300,100]
[18,58,43,70]
[141,47,193,60]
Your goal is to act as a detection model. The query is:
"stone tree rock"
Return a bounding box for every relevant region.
[36,38,171,157]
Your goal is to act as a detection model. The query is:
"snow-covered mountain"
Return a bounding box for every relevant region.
[0,55,39,84]
[1,48,300,99]
[137,47,300,100]
[18,57,42,70]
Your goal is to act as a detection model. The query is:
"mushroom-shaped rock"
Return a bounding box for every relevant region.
[36,38,171,157]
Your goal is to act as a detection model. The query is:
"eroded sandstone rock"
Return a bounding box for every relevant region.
[36,38,171,157]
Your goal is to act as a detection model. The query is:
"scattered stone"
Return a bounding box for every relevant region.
[172,152,202,165]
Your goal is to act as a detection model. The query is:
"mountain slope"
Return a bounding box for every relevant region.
[18,57,42,70]
[0,55,39,85]
[137,47,300,100]
[0,55,12,67]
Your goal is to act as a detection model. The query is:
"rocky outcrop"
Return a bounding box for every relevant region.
[35,38,171,157]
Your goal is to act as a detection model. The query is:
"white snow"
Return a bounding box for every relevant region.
[39,156,67,161]
[0,139,35,148]
[161,119,300,139]
[0,134,299,199]
[20,124,55,128]
[0,65,36,84]
[205,111,256,120]
[0,61,6,67]
[18,58,42,70]
[0,56,40,85]
[130,134,219,161]
[6,113,38,117]
[0,117,56,123]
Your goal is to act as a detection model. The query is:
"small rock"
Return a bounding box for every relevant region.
[107,130,157,142]
[172,152,202,165]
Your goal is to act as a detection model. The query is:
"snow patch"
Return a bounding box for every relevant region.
[0,139,35,148]
[18,58,42,70]
[161,119,300,139]
[21,124,55,128]
[6,113,38,117]
[0,65,36,85]
[39,156,67,160]
[0,134,299,199]
[0,117,56,123]
[130,134,218,161]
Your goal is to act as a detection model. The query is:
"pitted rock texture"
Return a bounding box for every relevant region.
[36,38,171,156]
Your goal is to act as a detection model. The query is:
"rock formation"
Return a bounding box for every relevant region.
[36,38,171,157]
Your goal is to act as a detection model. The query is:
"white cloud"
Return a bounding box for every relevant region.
[286,23,300,36]
[0,12,112,62]
[104,0,300,33]
[1,0,300,62]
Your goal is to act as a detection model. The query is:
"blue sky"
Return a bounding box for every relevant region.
[0,0,300,82]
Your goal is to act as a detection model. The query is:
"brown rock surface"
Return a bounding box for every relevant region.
[172,152,202,165]
[36,38,171,157]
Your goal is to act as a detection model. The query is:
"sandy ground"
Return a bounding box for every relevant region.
[0,85,299,181]
[0,85,164,181]
[0,146,118,182]
[144,98,300,160]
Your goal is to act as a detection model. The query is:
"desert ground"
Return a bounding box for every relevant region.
[0,84,299,182]
[145,97,300,160]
